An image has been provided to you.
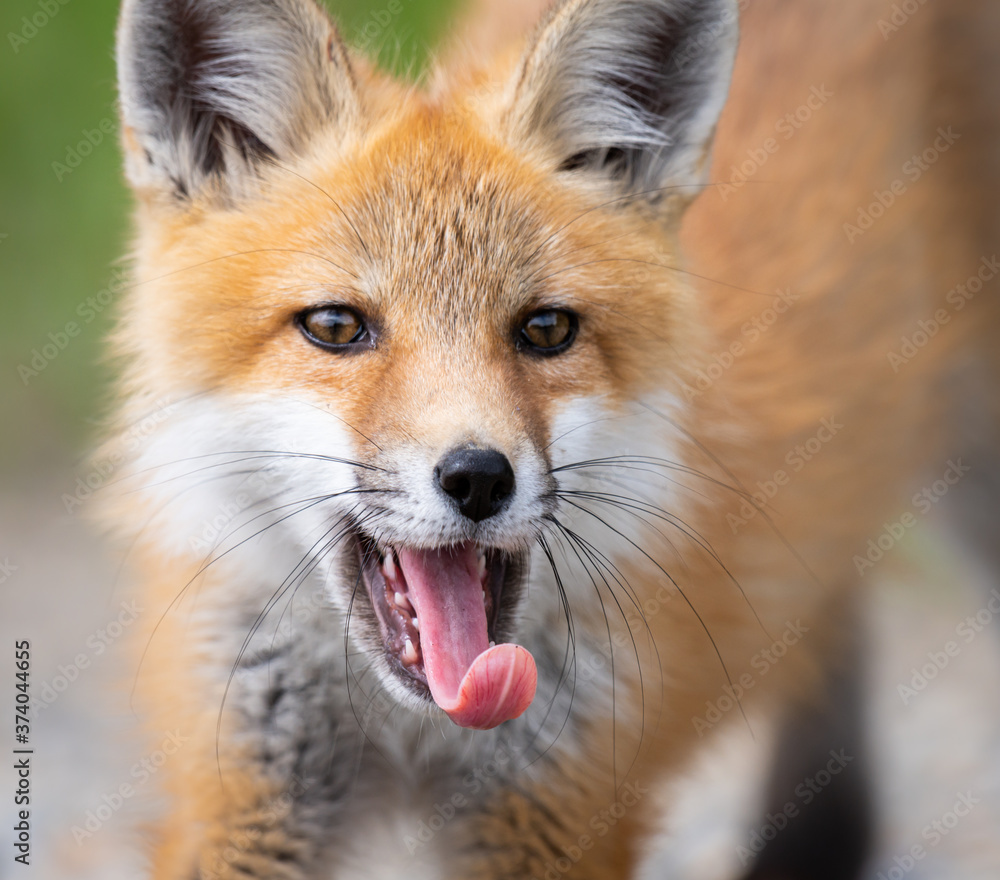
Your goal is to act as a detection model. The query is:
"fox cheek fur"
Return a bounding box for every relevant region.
[103,0,762,877]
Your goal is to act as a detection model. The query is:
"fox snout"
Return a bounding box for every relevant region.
[340,431,544,729]
[435,446,517,523]
[354,425,550,555]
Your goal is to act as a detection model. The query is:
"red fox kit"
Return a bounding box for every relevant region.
[105,0,998,877]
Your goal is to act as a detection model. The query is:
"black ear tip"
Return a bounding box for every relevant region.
[116,0,355,200]
[511,0,738,198]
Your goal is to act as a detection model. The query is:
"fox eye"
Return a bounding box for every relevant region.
[297,305,370,351]
[518,309,578,355]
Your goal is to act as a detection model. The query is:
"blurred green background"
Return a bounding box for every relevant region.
[0,0,458,485]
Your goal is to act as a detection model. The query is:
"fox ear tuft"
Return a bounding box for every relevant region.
[116,0,359,201]
[505,0,738,200]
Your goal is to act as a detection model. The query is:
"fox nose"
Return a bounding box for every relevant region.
[436,447,516,523]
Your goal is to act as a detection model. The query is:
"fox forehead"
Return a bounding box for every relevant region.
[248,103,667,321]
[131,103,687,406]
[335,110,555,331]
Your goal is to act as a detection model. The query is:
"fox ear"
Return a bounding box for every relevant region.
[504,0,738,200]
[116,0,359,201]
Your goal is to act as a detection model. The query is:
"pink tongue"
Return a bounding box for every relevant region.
[396,543,537,730]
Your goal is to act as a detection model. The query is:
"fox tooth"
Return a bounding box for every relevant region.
[477,553,487,579]
[412,617,419,631]
[383,550,398,580]
[394,591,412,613]
[402,638,418,665]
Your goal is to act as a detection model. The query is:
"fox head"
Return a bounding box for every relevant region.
[112,0,738,733]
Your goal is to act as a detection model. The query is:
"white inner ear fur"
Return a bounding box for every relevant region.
[116,0,358,198]
[504,0,739,191]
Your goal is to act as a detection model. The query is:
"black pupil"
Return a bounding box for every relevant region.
[525,311,570,348]
[307,308,362,345]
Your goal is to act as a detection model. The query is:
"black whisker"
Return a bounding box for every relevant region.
[115,449,388,493]
[521,181,720,271]
[344,522,408,772]
[638,403,826,590]
[552,516,660,654]
[557,497,753,738]
[520,534,578,767]
[552,517,661,788]
[556,487,771,640]
[550,518,622,790]
[532,257,777,299]
[284,397,384,452]
[217,507,366,784]
[130,488,350,712]
[266,159,374,263]
[120,247,361,290]
[552,453,746,494]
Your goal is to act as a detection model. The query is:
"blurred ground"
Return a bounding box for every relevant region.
[0,480,147,880]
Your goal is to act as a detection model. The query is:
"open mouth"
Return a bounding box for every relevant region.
[356,533,537,730]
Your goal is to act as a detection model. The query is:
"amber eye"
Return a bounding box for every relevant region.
[518,309,578,355]
[297,305,370,351]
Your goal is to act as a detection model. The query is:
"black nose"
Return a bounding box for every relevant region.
[436,447,515,523]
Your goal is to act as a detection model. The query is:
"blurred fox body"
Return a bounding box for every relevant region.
[104,0,998,878]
